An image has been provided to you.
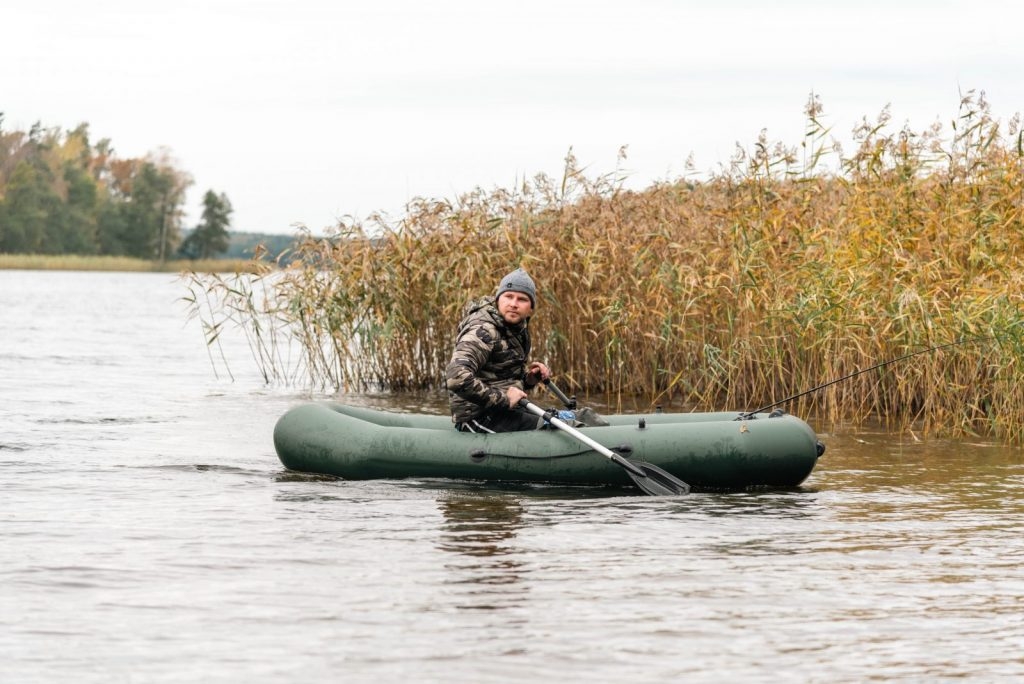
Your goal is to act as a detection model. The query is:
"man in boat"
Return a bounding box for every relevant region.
[446,267,552,432]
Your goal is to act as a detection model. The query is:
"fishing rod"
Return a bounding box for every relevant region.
[738,331,1007,420]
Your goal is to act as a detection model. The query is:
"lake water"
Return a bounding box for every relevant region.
[2,270,1023,683]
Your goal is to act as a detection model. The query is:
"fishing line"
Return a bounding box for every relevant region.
[739,331,1011,420]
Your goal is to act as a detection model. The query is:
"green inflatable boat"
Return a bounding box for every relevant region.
[273,402,825,491]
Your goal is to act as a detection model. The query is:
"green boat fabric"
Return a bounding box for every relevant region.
[273,402,824,490]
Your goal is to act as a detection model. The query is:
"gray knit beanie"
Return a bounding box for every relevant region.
[496,268,537,307]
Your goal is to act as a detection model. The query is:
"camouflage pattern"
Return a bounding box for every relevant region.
[446,296,533,423]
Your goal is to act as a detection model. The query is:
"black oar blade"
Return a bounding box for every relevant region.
[606,441,690,496]
[626,460,691,496]
[614,456,688,493]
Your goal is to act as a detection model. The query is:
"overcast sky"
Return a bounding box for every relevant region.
[4,0,1021,235]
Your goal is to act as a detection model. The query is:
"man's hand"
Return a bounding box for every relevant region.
[525,361,551,386]
[507,386,528,407]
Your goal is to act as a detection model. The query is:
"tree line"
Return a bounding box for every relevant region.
[0,114,231,260]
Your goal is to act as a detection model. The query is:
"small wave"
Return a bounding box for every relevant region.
[40,416,168,426]
[122,463,270,478]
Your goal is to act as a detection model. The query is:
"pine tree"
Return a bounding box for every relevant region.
[180,190,232,259]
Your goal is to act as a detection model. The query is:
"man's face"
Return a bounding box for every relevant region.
[497,291,533,324]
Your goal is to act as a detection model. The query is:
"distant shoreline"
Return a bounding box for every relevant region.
[0,253,262,273]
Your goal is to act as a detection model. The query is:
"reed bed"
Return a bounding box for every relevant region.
[187,93,1024,441]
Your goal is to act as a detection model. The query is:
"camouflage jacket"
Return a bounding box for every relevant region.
[445,297,534,422]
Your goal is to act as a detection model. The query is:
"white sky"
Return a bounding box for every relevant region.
[4,0,1021,235]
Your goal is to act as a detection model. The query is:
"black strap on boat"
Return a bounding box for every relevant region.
[469,447,597,462]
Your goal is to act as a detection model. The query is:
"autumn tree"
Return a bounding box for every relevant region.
[0,118,192,258]
[98,151,192,259]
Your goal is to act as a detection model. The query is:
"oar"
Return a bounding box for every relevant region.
[518,399,690,496]
[542,378,576,410]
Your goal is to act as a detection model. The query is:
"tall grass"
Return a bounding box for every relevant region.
[187,92,1024,441]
